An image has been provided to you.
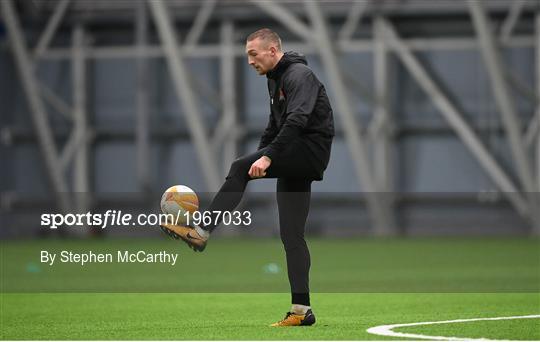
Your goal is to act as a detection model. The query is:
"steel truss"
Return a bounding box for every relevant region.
[1,0,539,234]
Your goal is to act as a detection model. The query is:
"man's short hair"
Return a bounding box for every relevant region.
[246,28,282,51]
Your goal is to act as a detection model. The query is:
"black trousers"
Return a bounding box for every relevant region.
[204,142,317,306]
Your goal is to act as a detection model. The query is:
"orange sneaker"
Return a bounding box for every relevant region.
[160,223,208,252]
[270,309,316,327]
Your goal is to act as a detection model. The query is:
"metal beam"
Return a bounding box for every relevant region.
[468,0,536,194]
[500,0,526,44]
[72,24,88,191]
[38,80,74,120]
[185,0,216,47]
[372,16,397,233]
[72,24,90,216]
[535,11,540,234]
[147,0,220,192]
[135,0,151,193]
[220,20,238,175]
[37,35,537,61]
[304,1,396,235]
[29,0,75,122]
[33,0,71,61]
[59,127,93,171]
[505,68,538,105]
[1,0,71,212]
[525,113,540,149]
[29,0,77,130]
[186,72,222,111]
[536,12,540,193]
[161,0,225,116]
[211,112,235,154]
[17,0,540,20]
[372,16,395,194]
[381,18,530,218]
[249,0,312,41]
[498,0,537,117]
[338,0,368,42]
[499,0,539,148]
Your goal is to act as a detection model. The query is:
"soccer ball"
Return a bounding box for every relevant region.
[160,185,199,225]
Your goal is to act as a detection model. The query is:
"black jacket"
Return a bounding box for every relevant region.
[258,52,334,176]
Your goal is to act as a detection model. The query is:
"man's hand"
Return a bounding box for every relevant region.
[248,156,272,178]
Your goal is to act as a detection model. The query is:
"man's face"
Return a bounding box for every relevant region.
[245,38,277,75]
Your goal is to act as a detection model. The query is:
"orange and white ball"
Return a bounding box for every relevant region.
[160,185,199,225]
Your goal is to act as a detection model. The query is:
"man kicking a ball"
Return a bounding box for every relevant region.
[161,28,334,327]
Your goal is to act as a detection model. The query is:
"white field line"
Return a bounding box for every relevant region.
[366,314,540,341]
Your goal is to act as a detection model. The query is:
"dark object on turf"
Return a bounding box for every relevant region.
[271,309,316,326]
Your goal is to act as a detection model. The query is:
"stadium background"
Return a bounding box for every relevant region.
[0,0,539,340]
[1,0,540,237]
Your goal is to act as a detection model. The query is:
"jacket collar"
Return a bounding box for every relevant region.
[266,51,308,80]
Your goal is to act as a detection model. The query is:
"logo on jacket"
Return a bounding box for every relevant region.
[271,88,286,104]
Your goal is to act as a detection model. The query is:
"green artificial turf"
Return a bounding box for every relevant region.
[1,293,539,340]
[1,237,538,292]
[1,237,539,339]
[395,312,540,341]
